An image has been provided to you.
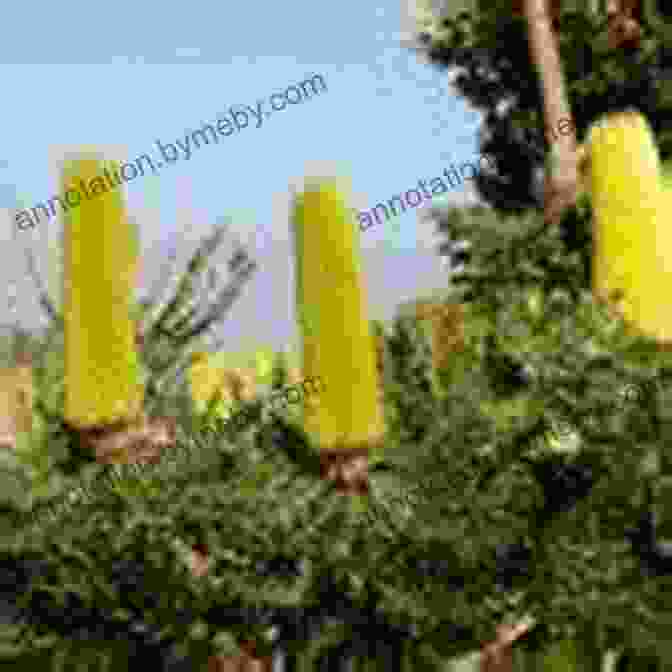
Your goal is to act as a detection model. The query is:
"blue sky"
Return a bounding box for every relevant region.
[0,0,483,354]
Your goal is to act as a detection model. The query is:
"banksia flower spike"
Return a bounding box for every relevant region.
[587,110,672,343]
[252,348,275,391]
[188,351,233,422]
[62,152,143,429]
[291,176,385,494]
[189,351,219,408]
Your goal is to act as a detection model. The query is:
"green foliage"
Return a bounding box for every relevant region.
[270,351,290,391]
[8,205,672,669]
[382,312,437,447]
[3,417,444,668]
[406,1,672,663]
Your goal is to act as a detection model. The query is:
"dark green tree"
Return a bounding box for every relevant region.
[382,311,437,447]
[409,1,672,667]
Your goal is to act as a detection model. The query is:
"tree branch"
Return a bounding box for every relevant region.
[523,0,579,226]
[22,244,61,326]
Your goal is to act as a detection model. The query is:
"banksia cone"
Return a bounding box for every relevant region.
[62,153,143,428]
[587,111,672,343]
[291,177,384,493]
[252,348,275,389]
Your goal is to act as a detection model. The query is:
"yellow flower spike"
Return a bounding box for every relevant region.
[252,348,275,386]
[188,351,228,413]
[62,152,143,428]
[587,110,672,342]
[190,351,210,369]
[291,176,385,451]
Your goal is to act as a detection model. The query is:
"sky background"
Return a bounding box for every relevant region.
[0,0,484,355]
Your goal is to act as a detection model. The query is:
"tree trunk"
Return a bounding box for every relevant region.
[523,0,579,226]
[480,12,574,664]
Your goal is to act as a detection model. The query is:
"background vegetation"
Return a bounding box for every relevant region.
[2,1,672,670]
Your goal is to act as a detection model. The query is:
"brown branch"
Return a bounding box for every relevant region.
[76,414,177,464]
[523,0,579,226]
[188,546,272,672]
[607,0,642,49]
[480,622,531,672]
[320,446,369,495]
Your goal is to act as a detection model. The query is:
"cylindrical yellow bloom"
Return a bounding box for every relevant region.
[252,349,274,387]
[62,152,143,427]
[291,177,384,449]
[588,111,672,342]
[188,351,233,417]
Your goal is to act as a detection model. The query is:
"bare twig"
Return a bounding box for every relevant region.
[148,225,228,340]
[174,259,258,347]
[22,244,61,326]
